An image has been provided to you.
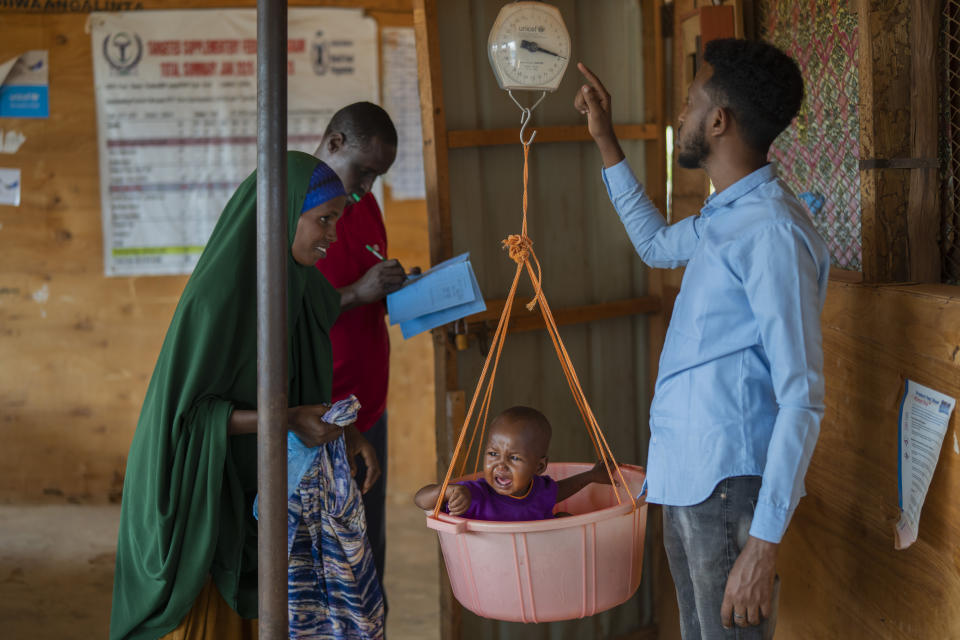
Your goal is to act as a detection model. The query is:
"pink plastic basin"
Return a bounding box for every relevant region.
[426,462,647,623]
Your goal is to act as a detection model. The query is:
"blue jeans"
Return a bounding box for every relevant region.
[662,476,779,640]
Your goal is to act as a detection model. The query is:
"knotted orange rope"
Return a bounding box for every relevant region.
[433,141,635,518]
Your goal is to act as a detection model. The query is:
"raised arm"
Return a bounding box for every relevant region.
[555,461,613,503]
[576,62,700,268]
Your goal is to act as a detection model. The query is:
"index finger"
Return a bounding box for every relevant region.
[577,62,609,96]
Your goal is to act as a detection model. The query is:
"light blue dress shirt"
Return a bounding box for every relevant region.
[603,160,830,543]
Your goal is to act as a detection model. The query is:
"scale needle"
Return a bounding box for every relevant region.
[520,39,566,59]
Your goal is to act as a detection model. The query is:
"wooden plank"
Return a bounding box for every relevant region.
[774,281,960,640]
[857,0,911,283]
[0,0,415,10]
[906,0,940,282]
[829,267,864,284]
[438,389,465,640]
[447,123,658,148]
[643,2,682,637]
[414,0,452,267]
[366,8,413,26]
[414,2,461,639]
[464,296,661,334]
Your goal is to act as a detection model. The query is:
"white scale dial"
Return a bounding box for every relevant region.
[488,2,571,92]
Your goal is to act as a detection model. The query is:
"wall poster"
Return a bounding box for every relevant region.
[90,9,378,276]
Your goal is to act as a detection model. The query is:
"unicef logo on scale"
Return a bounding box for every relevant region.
[103,32,144,74]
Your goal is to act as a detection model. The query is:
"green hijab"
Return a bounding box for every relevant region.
[110,151,341,640]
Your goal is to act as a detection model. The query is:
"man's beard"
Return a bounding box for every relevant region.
[676,121,709,169]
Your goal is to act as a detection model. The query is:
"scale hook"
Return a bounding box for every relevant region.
[509,90,547,147]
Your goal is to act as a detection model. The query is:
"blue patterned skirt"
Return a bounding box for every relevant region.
[286,436,385,639]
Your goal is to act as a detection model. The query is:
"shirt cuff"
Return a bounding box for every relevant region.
[600,159,640,198]
[749,501,794,543]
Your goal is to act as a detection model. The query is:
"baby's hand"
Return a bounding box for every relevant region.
[590,460,616,485]
[445,484,472,516]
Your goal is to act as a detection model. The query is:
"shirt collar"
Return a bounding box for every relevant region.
[701,164,777,217]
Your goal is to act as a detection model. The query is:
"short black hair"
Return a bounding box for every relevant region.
[702,38,804,154]
[492,406,552,456]
[323,101,398,149]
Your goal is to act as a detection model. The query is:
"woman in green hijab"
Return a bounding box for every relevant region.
[110,152,374,639]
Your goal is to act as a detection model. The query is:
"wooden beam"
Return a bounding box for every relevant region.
[857,0,911,283]
[414,0,453,267]
[464,296,661,334]
[642,4,675,635]
[829,267,865,284]
[906,0,940,282]
[447,123,657,149]
[115,0,414,9]
[414,2,461,639]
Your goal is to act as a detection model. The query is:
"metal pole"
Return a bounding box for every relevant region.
[256,0,288,638]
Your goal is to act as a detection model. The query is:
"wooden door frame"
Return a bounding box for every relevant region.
[414,1,667,638]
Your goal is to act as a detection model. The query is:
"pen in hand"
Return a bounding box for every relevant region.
[365,245,420,288]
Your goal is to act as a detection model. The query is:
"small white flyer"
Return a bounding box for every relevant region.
[381,27,426,200]
[0,168,21,206]
[895,379,957,549]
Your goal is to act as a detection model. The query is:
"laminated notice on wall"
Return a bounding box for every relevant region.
[89,9,378,276]
[895,379,957,550]
[0,168,21,206]
[0,51,50,119]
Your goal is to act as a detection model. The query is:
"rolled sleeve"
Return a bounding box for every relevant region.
[735,222,826,543]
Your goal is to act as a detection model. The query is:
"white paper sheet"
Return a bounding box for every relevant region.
[0,168,21,206]
[895,379,957,549]
[381,27,425,200]
[386,252,485,339]
[89,9,378,276]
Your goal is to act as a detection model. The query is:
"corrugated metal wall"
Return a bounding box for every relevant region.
[436,1,655,637]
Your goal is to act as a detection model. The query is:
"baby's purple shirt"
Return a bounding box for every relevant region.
[451,475,558,521]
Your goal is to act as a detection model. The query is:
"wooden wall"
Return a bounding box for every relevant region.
[0,0,435,505]
[654,0,960,638]
[773,1,960,637]
[777,281,960,639]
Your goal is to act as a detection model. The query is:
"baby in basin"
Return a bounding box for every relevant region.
[414,406,612,521]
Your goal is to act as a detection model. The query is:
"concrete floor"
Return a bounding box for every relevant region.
[0,502,439,640]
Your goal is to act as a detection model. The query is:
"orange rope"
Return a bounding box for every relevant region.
[432,138,636,517]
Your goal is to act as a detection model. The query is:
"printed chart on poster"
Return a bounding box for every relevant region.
[90,9,377,276]
[380,27,425,200]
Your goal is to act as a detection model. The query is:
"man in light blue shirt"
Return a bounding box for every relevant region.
[575,39,829,639]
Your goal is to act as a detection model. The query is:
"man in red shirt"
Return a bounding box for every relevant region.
[313,102,418,598]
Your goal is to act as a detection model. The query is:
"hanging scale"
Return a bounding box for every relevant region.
[487,1,572,144]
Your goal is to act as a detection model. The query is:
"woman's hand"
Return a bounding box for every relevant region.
[345,425,381,494]
[287,404,343,447]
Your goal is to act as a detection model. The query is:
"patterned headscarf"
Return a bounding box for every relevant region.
[301,160,346,212]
